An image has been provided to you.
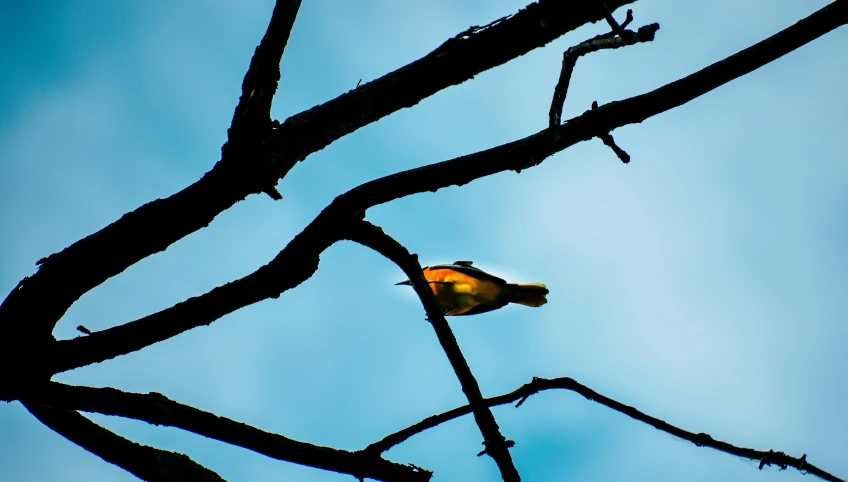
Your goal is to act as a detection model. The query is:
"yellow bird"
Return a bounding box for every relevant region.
[397,261,548,316]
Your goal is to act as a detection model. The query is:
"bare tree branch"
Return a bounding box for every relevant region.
[268,0,637,176]
[28,383,431,482]
[0,1,636,379]
[24,402,228,482]
[367,376,846,482]
[549,21,659,130]
[230,0,302,126]
[44,0,847,385]
[592,101,632,163]
[223,0,303,201]
[345,221,520,482]
[49,210,349,373]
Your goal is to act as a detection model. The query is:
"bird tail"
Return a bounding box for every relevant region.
[505,283,548,307]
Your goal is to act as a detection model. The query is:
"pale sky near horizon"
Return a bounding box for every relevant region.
[1,1,847,481]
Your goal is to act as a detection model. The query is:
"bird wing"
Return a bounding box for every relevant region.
[427,261,507,284]
[453,301,507,316]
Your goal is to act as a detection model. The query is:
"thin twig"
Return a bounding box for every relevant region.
[345,221,521,482]
[549,21,660,131]
[28,383,430,482]
[593,0,629,39]
[366,376,845,482]
[25,402,228,482]
[598,132,631,162]
[593,101,631,163]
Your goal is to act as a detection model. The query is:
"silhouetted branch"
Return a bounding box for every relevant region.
[28,383,430,482]
[50,209,351,373]
[593,1,629,39]
[230,0,302,125]
[24,402,227,482]
[597,131,631,163]
[268,0,637,177]
[367,376,845,482]
[45,0,848,384]
[0,2,635,377]
[549,21,659,130]
[345,221,520,482]
[223,0,303,200]
[592,101,632,163]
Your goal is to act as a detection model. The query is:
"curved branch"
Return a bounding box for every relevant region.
[25,402,228,482]
[29,383,430,482]
[49,210,348,373]
[366,376,845,482]
[345,221,520,482]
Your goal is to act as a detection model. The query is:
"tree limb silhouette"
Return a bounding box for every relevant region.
[367,376,845,482]
[549,17,659,130]
[28,382,430,482]
[345,221,520,481]
[25,402,228,482]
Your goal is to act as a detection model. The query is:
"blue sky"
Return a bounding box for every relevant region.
[1,1,846,481]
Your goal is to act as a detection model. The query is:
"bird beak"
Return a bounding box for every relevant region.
[396,280,412,286]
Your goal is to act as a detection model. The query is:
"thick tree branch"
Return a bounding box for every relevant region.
[0,0,303,394]
[24,402,228,482]
[29,383,430,482]
[367,376,845,482]
[230,0,301,126]
[223,0,302,201]
[345,222,520,482]
[0,1,635,377]
[45,0,847,383]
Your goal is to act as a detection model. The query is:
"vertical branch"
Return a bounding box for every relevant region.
[346,221,521,482]
[231,0,302,124]
[224,0,303,200]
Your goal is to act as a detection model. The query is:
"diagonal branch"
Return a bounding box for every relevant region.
[223,0,303,201]
[24,402,228,482]
[230,0,302,126]
[45,0,848,383]
[345,221,520,482]
[28,382,430,482]
[49,207,352,374]
[366,376,845,482]
[0,0,635,365]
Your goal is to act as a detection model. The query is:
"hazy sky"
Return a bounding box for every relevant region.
[1,1,846,481]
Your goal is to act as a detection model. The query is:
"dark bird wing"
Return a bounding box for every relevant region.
[454,301,508,316]
[427,261,507,284]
